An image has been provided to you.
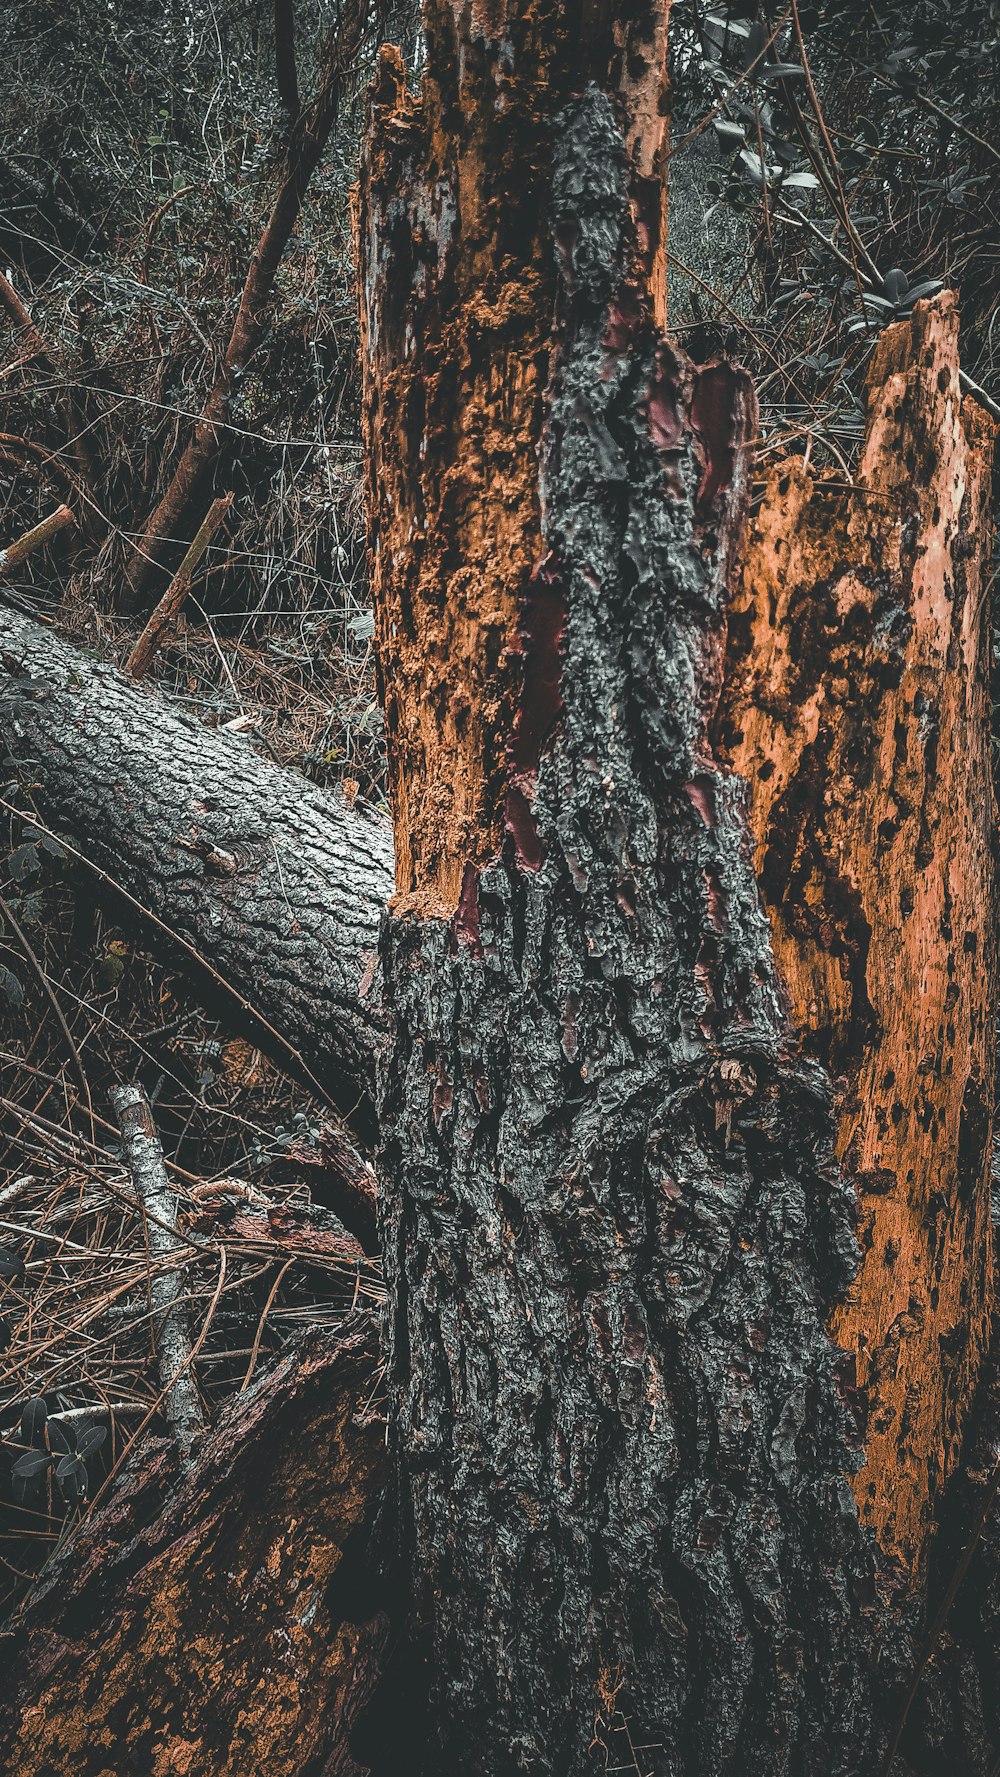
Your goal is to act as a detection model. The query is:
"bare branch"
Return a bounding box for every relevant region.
[0,504,75,578]
[111,1085,206,1464]
[126,492,233,677]
[125,2,365,607]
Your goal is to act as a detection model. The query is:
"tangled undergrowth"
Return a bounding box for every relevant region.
[0,0,396,1615]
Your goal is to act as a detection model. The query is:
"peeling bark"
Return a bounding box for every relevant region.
[0,606,392,1126]
[714,294,998,1574]
[361,27,912,1770]
[0,1322,390,1777]
[357,0,669,916]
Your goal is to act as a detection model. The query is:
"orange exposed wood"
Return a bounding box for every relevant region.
[2,1328,389,1776]
[358,2,670,915]
[0,503,75,576]
[715,293,998,1571]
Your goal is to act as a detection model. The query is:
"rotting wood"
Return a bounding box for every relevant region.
[714,292,999,1574]
[357,0,669,918]
[0,1321,390,1777]
[112,1084,206,1463]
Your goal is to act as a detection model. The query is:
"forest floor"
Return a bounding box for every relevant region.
[0,447,387,1617]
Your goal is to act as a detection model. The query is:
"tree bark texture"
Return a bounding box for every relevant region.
[0,1321,390,1777]
[0,606,392,1123]
[357,0,668,917]
[360,24,920,1770]
[715,293,998,1575]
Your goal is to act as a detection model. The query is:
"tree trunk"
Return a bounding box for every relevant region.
[359,12,911,1773]
[0,1321,391,1777]
[715,293,998,1576]
[359,9,996,1777]
[0,607,392,1126]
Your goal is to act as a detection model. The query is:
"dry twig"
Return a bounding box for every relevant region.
[110,1085,206,1463]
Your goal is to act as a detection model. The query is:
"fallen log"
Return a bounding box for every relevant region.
[0,1320,392,1777]
[0,606,393,1125]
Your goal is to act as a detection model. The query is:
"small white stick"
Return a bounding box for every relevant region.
[111,1084,205,1462]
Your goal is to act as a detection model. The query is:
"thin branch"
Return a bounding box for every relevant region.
[0,888,92,1121]
[111,1085,206,1463]
[126,2,365,607]
[0,505,75,578]
[126,492,233,677]
[0,272,57,374]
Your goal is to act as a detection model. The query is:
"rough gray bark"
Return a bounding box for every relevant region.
[0,606,392,1122]
[372,88,909,1777]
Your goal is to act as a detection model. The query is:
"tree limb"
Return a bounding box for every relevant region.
[126,493,233,677]
[0,505,75,578]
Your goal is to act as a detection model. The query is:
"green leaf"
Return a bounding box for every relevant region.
[76,1425,108,1460]
[0,966,23,1011]
[12,1450,51,1480]
[20,1397,47,1446]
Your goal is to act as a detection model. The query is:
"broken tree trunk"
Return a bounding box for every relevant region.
[0,606,392,1125]
[715,293,998,1576]
[357,8,933,1771]
[0,1320,391,1777]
